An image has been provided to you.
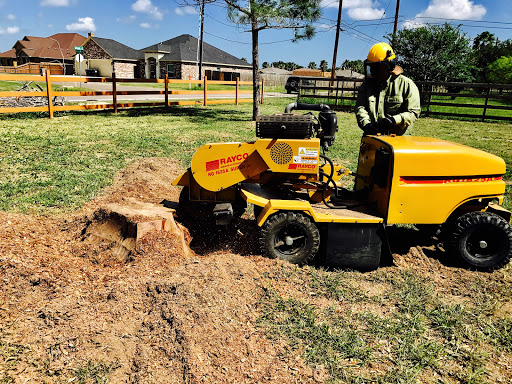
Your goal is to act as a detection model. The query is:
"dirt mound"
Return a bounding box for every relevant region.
[2,157,512,383]
[90,157,183,207]
[0,157,317,383]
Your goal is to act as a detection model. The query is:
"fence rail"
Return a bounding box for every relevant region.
[298,76,512,123]
[0,63,64,75]
[0,70,263,117]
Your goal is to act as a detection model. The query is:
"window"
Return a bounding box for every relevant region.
[167,63,175,78]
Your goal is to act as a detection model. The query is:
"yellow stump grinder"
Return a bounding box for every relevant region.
[173,103,512,271]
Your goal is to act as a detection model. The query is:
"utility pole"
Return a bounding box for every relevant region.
[393,0,401,37]
[331,0,343,80]
[199,0,205,80]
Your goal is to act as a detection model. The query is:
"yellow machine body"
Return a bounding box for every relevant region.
[172,102,511,272]
[355,135,507,225]
[173,138,325,194]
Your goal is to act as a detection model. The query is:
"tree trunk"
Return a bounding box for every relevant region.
[251,20,260,120]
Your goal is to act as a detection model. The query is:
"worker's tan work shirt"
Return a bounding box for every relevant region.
[356,68,421,135]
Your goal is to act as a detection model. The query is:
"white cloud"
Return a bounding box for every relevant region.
[175,6,197,16]
[321,0,385,20]
[140,22,151,28]
[7,14,15,20]
[347,7,385,20]
[41,0,69,6]
[0,26,19,34]
[117,15,136,24]
[402,20,425,29]
[131,0,163,20]
[408,0,486,26]
[66,17,96,32]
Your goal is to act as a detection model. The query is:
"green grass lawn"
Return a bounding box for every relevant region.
[0,79,93,93]
[0,97,510,214]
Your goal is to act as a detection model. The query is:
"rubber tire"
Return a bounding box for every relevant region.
[448,211,512,271]
[260,211,320,265]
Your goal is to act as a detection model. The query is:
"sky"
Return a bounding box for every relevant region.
[1,0,512,67]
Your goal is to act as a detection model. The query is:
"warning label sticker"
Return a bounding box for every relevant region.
[298,147,319,157]
[293,156,318,164]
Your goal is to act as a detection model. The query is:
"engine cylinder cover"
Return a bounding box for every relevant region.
[256,113,315,139]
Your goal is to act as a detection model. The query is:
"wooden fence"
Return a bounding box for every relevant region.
[0,70,262,118]
[0,63,64,75]
[298,77,512,123]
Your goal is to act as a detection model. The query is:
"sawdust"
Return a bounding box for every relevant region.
[1,157,511,383]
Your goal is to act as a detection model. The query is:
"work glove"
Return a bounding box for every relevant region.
[377,115,396,133]
[362,123,379,136]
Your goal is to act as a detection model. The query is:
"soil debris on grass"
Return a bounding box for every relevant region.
[1,157,512,383]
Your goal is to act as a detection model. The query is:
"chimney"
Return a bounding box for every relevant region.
[88,32,94,37]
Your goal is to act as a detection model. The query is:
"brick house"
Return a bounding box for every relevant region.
[141,34,252,80]
[4,33,86,74]
[77,33,144,78]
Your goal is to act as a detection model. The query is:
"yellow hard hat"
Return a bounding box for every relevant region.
[367,42,396,63]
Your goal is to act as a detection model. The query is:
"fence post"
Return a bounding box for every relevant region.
[261,79,264,104]
[46,69,54,118]
[204,76,208,106]
[482,84,491,122]
[236,77,239,105]
[165,74,169,107]
[112,72,117,114]
[426,83,432,117]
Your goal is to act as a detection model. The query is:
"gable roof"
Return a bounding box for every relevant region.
[141,34,251,67]
[89,37,144,61]
[0,49,16,58]
[13,33,86,60]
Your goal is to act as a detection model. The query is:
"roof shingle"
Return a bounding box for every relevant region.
[142,34,250,67]
[90,37,144,61]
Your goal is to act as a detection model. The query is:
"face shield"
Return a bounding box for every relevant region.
[365,61,390,82]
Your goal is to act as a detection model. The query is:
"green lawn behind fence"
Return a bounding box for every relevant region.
[0,97,510,214]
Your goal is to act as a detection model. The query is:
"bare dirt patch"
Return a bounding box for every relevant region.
[1,157,511,383]
[0,158,319,383]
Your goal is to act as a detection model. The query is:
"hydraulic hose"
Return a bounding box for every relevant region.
[320,154,334,179]
[285,102,332,113]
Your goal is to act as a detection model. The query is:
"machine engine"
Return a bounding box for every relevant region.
[256,103,338,152]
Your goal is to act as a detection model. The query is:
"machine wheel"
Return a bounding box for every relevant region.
[260,211,320,265]
[448,212,512,271]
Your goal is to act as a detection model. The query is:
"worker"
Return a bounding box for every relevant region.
[355,42,420,136]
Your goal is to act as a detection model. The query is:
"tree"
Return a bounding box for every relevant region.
[308,61,317,69]
[488,56,512,84]
[319,59,329,72]
[262,61,269,68]
[473,31,512,82]
[341,59,364,74]
[389,23,475,83]
[223,0,321,119]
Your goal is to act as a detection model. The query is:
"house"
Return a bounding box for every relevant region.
[0,49,16,67]
[140,34,252,80]
[78,33,144,78]
[260,66,292,87]
[7,33,86,74]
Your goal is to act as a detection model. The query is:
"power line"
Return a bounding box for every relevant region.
[204,31,296,45]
